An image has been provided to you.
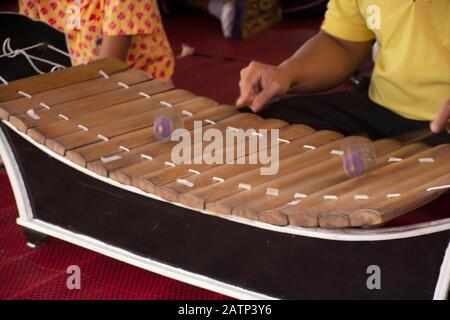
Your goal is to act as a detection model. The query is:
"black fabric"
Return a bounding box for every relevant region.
[257,91,450,146]
[0,13,71,82]
[157,0,194,18]
[281,0,328,19]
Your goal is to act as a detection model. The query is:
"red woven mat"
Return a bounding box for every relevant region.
[0,170,229,300]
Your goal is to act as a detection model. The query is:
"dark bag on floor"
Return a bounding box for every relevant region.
[281,0,328,19]
[157,0,193,18]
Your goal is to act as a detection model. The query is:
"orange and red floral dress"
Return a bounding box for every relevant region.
[19,0,175,79]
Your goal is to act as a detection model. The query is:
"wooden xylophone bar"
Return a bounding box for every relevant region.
[0,58,449,229]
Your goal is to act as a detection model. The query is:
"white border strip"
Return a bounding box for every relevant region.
[2,119,450,242]
[16,217,274,300]
[0,127,33,221]
[434,240,450,300]
[1,122,274,300]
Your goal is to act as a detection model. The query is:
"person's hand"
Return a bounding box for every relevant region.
[236,61,292,112]
[430,98,450,134]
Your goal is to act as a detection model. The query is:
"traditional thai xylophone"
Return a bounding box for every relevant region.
[1,58,449,299]
[0,59,448,229]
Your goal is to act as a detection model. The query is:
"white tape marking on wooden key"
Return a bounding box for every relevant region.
[288,199,302,206]
[354,194,370,200]
[418,158,434,163]
[323,195,338,200]
[387,193,401,199]
[277,138,290,144]
[160,101,172,108]
[238,183,252,191]
[212,177,224,183]
[26,109,40,120]
[77,124,89,132]
[97,134,109,142]
[101,155,122,163]
[58,114,69,120]
[288,194,307,206]
[98,70,109,79]
[176,179,194,188]
[204,119,216,125]
[119,146,130,152]
[182,110,193,117]
[164,161,176,168]
[251,132,263,137]
[39,102,50,110]
[427,185,450,192]
[330,149,344,156]
[388,157,403,163]
[140,154,153,161]
[188,169,200,175]
[266,188,279,196]
[17,90,32,99]
[303,145,316,150]
[117,81,129,89]
[139,91,151,99]
[0,76,8,85]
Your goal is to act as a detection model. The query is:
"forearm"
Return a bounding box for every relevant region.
[279,31,373,93]
[98,35,131,62]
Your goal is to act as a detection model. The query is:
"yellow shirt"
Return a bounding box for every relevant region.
[19,0,175,80]
[321,0,450,121]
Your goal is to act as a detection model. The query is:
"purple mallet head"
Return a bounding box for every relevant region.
[154,116,173,139]
[341,136,377,178]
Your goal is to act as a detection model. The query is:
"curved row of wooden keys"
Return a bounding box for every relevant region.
[0,58,449,229]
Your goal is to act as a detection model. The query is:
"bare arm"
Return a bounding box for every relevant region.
[98,35,132,62]
[237,31,373,111]
[281,31,373,93]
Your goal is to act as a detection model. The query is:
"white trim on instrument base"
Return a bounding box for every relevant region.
[0,125,34,221]
[15,217,275,300]
[2,119,450,242]
[434,241,450,300]
[0,124,274,300]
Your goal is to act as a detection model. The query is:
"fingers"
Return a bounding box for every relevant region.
[430,99,450,133]
[237,62,260,107]
[237,78,258,107]
[237,61,289,112]
[251,80,280,112]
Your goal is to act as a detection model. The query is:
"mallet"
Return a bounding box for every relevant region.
[341,122,449,178]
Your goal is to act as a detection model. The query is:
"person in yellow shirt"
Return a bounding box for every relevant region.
[19,0,175,80]
[237,0,450,145]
